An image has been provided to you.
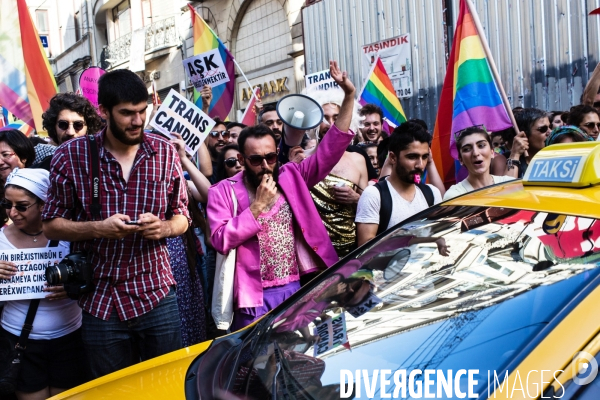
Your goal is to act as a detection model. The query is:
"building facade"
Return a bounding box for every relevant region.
[31,0,306,120]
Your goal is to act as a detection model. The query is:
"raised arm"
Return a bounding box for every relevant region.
[583,62,600,106]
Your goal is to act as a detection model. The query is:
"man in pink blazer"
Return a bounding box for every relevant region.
[207,61,356,330]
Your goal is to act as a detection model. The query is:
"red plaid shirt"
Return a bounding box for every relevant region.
[42,129,190,321]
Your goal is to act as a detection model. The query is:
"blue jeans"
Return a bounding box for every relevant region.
[81,288,182,379]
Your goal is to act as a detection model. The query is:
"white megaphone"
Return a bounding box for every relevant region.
[276,94,324,147]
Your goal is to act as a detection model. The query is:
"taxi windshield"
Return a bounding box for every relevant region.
[218,205,600,399]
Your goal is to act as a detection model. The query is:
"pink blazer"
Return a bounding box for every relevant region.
[207,124,354,308]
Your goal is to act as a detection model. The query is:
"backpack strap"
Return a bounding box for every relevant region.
[374,180,393,236]
[87,135,101,220]
[417,183,435,207]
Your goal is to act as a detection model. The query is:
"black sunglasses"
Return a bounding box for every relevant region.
[0,199,37,212]
[209,130,230,139]
[244,152,278,167]
[581,122,600,130]
[224,157,239,168]
[535,125,550,133]
[57,120,85,132]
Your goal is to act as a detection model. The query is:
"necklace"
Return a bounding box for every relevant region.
[19,229,43,242]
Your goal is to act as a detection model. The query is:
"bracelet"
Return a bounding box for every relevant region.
[506,158,521,170]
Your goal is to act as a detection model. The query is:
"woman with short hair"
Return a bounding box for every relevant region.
[444,126,514,201]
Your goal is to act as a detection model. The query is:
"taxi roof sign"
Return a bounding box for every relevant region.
[523,142,600,187]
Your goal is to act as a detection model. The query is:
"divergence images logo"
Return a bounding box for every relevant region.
[573,351,598,386]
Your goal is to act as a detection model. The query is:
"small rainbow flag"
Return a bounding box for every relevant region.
[0,0,57,134]
[188,4,235,119]
[431,0,512,185]
[357,57,407,127]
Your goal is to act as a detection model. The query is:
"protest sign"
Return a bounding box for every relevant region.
[183,48,231,89]
[149,89,216,155]
[79,67,106,109]
[313,313,348,357]
[0,247,67,301]
[361,33,413,98]
[344,291,382,318]
[305,69,344,96]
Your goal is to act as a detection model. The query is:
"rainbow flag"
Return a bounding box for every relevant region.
[188,4,235,119]
[431,0,512,185]
[0,0,57,134]
[358,57,406,127]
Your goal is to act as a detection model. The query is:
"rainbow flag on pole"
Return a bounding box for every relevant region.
[431,0,512,185]
[0,0,57,133]
[358,57,407,127]
[188,4,235,119]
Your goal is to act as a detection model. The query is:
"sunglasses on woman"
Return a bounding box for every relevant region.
[57,120,86,132]
[244,152,278,167]
[581,122,600,130]
[0,199,37,212]
[535,125,550,133]
[224,157,239,168]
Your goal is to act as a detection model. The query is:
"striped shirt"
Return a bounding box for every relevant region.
[42,129,190,321]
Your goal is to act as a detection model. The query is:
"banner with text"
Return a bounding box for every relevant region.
[0,247,67,301]
[79,67,106,110]
[313,313,348,357]
[149,89,216,155]
[184,48,231,89]
[361,33,413,98]
[305,69,344,96]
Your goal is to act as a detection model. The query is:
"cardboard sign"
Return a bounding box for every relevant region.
[149,89,216,155]
[344,291,382,318]
[79,67,106,109]
[183,49,230,89]
[0,247,67,301]
[313,313,348,357]
[305,69,344,95]
[361,33,413,98]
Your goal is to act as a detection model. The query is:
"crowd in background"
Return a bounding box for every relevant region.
[0,59,599,399]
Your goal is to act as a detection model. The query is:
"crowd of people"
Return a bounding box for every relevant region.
[0,59,598,399]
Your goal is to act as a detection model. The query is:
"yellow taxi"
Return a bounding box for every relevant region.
[52,143,600,399]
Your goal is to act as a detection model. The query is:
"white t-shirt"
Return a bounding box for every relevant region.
[356,180,442,230]
[443,175,515,201]
[0,229,81,340]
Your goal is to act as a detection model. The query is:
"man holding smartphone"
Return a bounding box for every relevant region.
[42,69,191,379]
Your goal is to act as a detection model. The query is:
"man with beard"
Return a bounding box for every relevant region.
[355,121,442,246]
[359,103,385,143]
[42,69,190,378]
[206,117,232,183]
[259,104,284,144]
[207,61,356,330]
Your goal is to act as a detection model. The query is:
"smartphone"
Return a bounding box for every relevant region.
[125,221,141,226]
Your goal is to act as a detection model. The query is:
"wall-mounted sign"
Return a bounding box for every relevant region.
[362,33,413,98]
[39,35,48,48]
[240,77,289,101]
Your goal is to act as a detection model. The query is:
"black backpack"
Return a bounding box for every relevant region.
[374,180,434,235]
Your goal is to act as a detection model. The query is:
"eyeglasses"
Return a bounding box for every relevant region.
[224,157,240,168]
[57,120,86,132]
[208,130,230,140]
[244,152,278,166]
[0,152,15,161]
[593,101,600,108]
[581,122,600,130]
[535,125,550,133]
[0,200,37,212]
